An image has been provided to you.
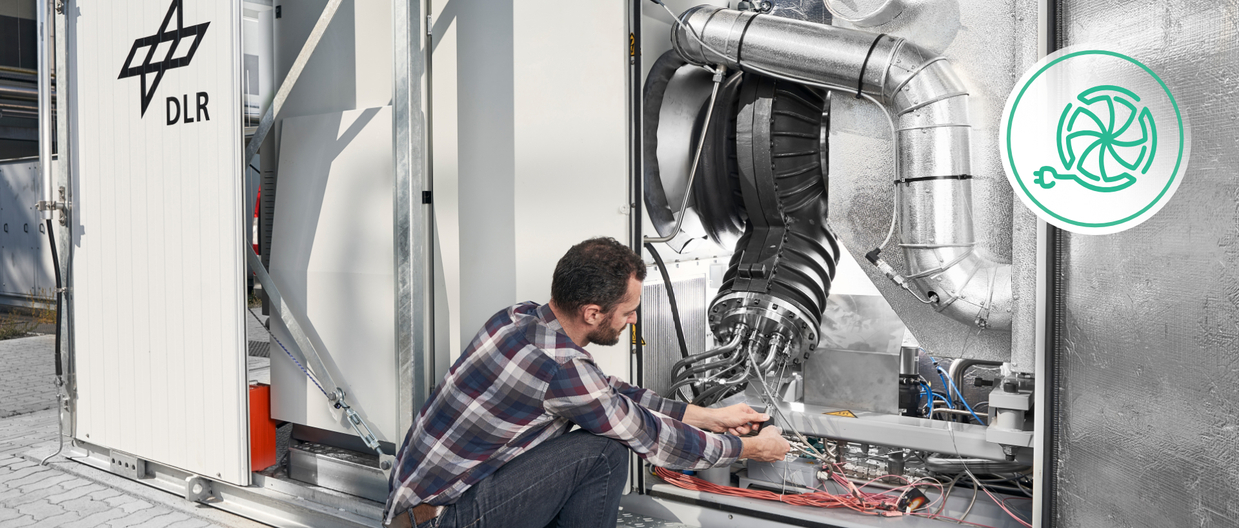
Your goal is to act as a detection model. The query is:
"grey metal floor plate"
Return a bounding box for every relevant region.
[617,510,692,528]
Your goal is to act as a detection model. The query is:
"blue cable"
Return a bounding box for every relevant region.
[919,382,934,418]
[930,392,954,409]
[930,356,954,403]
[249,308,329,398]
[937,365,987,426]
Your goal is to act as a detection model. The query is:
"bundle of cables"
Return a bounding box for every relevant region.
[653,463,944,517]
[908,470,1033,528]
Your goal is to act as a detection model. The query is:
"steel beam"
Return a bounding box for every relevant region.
[247,248,342,396]
[242,0,345,165]
[36,0,53,219]
[392,0,432,440]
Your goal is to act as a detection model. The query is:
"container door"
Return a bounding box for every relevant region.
[68,0,249,485]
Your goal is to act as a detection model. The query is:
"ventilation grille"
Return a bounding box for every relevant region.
[640,273,707,399]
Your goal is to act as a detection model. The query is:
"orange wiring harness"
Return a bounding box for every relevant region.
[653,465,940,517]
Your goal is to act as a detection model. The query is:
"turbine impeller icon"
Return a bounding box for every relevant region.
[1032,85,1156,192]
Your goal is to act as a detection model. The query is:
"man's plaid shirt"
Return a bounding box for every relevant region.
[384,302,743,520]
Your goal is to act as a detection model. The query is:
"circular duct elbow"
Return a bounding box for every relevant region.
[671,6,1013,330]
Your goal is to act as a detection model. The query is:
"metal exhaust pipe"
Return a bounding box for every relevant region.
[672,6,1012,330]
[37,0,54,220]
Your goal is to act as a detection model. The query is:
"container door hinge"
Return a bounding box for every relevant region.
[422,191,433,204]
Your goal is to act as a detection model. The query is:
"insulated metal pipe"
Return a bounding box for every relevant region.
[37,0,53,220]
[0,81,40,100]
[674,6,1013,330]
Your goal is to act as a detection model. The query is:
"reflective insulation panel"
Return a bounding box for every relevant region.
[825,0,1040,367]
[1052,0,1239,526]
[641,273,708,399]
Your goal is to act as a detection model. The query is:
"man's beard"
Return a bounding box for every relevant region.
[586,312,622,346]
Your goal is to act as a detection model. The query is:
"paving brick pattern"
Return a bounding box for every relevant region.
[0,335,57,419]
[0,337,265,527]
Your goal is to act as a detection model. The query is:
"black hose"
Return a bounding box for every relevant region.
[644,243,690,362]
[642,50,690,238]
[673,353,741,383]
[668,358,746,399]
[45,219,62,377]
[691,382,732,406]
[669,333,740,378]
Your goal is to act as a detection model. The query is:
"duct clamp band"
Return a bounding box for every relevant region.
[856,33,887,99]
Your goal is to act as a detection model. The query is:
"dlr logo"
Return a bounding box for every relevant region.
[167,92,211,126]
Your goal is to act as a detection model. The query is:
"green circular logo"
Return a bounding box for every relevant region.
[1001,47,1191,235]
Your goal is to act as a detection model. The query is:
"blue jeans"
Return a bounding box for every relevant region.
[414,429,629,528]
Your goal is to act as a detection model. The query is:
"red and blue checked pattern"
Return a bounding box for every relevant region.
[384,302,743,520]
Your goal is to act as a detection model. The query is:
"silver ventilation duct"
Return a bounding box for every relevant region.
[672,6,1012,330]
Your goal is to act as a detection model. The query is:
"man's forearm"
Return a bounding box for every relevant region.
[681,404,715,431]
[739,435,779,462]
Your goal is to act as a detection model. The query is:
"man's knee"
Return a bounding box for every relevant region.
[568,432,626,472]
[576,433,624,462]
[600,437,626,468]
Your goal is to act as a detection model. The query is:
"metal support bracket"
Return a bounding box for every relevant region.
[109,450,146,479]
[35,187,69,226]
[247,247,387,459]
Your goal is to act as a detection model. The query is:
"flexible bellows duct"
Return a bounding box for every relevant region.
[709,77,840,359]
[674,6,1012,330]
[650,66,840,405]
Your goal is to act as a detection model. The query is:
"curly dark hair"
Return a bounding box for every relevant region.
[551,237,647,315]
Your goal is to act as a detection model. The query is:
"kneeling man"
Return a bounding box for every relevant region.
[385,237,790,528]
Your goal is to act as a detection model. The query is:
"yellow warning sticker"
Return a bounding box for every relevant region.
[825,410,857,418]
[630,325,646,346]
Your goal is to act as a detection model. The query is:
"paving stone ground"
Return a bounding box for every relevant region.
[0,336,267,528]
[0,335,58,419]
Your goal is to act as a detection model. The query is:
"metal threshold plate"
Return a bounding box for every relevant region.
[288,443,387,502]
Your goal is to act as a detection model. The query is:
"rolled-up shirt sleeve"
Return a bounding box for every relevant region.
[545,358,742,470]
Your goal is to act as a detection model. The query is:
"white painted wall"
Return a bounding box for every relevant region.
[267,0,398,440]
[269,107,398,442]
[431,1,632,380]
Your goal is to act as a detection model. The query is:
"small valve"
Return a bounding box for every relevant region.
[865,249,908,289]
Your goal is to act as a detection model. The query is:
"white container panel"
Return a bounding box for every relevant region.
[268,107,398,442]
[69,0,249,485]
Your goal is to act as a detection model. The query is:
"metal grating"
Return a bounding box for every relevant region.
[247,340,270,358]
[640,272,707,399]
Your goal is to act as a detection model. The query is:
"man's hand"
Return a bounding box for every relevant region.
[739,426,791,462]
[684,403,769,435]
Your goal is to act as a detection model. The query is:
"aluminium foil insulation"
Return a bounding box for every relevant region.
[673,5,1012,331]
[1049,0,1239,526]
